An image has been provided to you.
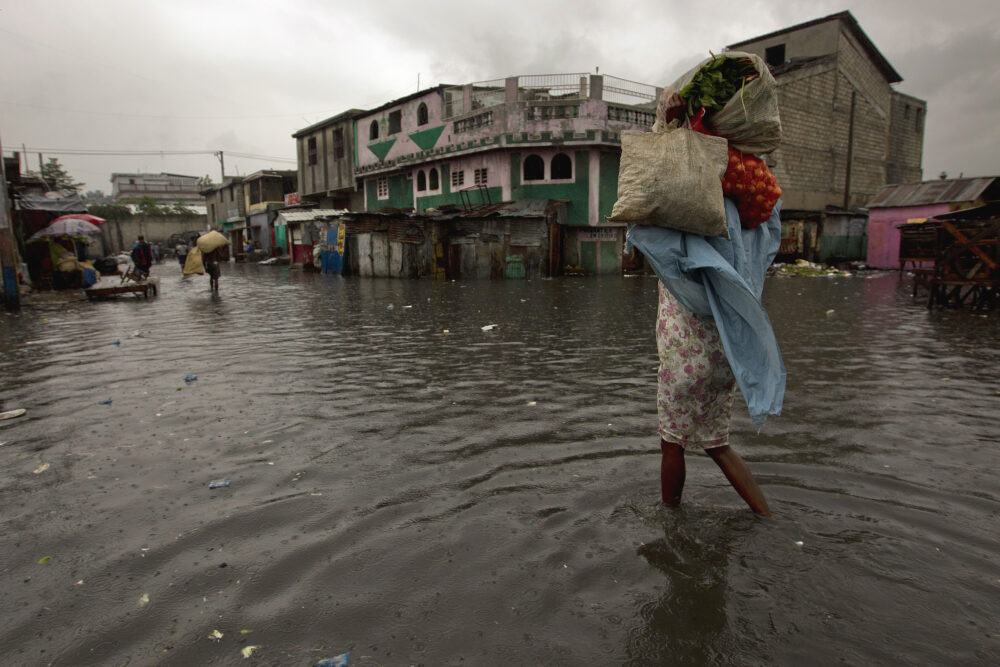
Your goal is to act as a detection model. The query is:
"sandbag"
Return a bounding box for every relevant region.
[667,51,782,155]
[196,230,230,253]
[608,127,729,238]
[183,247,205,275]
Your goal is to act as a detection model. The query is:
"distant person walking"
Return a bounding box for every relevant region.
[176,240,189,268]
[203,248,221,293]
[130,235,153,278]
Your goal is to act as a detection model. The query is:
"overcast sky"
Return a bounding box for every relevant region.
[1,0,997,194]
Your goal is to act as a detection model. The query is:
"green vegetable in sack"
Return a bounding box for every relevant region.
[678,53,759,118]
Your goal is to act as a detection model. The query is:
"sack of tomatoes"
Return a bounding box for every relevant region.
[722,147,781,229]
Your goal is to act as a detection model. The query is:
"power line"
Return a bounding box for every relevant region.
[0,100,343,121]
[13,147,296,163]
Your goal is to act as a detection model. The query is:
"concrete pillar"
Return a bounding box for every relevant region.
[589,75,603,101]
[506,77,519,103]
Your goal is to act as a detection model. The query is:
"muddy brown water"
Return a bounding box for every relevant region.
[1,264,998,666]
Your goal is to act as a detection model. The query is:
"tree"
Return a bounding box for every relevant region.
[132,196,166,216]
[28,158,84,193]
[83,189,108,202]
[87,201,132,221]
[197,174,215,189]
[169,201,197,216]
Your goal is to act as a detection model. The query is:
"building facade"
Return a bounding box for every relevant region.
[111,172,203,204]
[294,74,660,276]
[293,110,365,211]
[728,11,927,262]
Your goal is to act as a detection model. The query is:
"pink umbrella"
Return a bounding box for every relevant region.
[51,213,107,227]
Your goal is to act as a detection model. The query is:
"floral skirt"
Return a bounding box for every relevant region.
[656,282,736,450]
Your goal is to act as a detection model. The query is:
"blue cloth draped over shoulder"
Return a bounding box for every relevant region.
[625,197,785,429]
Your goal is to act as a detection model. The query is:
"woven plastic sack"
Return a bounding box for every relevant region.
[608,127,729,238]
[667,51,782,155]
[183,247,205,275]
[196,230,230,253]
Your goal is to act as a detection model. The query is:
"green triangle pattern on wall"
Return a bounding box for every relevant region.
[408,125,445,151]
[368,138,397,162]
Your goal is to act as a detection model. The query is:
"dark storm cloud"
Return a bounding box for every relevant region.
[1,0,997,191]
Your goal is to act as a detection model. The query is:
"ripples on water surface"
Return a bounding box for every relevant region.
[1,264,998,666]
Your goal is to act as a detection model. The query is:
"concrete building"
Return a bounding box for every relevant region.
[241,170,297,256]
[110,172,203,204]
[292,110,366,211]
[728,10,927,263]
[294,74,660,276]
[203,177,246,240]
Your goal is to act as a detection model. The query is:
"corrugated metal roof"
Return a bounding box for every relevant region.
[277,209,348,223]
[867,177,998,208]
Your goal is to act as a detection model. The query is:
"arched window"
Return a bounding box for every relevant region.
[524,154,545,181]
[417,170,427,191]
[369,120,379,141]
[551,152,572,179]
[417,103,429,126]
[429,168,439,190]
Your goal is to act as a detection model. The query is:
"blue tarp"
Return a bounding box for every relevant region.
[626,197,785,429]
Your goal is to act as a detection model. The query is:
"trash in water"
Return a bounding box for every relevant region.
[38,556,52,564]
[184,374,198,382]
[99,398,112,405]
[241,645,260,658]
[0,408,27,420]
[209,478,231,489]
[315,653,350,667]
[208,629,223,641]
[527,401,537,406]
[825,309,835,317]
[386,304,394,310]
[481,324,498,331]
[112,339,120,346]
[794,541,804,547]
[138,593,150,606]
[33,463,50,474]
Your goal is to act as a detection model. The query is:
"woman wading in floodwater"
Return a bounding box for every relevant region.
[623,53,787,515]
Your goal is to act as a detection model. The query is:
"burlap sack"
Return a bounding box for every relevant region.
[667,51,782,155]
[196,231,230,253]
[608,128,729,238]
[183,247,205,275]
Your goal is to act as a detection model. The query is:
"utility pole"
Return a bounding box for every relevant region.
[1,135,22,310]
[217,151,225,182]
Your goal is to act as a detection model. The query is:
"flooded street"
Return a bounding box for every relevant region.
[1,264,998,666]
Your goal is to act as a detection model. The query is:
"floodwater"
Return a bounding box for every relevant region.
[1,263,998,666]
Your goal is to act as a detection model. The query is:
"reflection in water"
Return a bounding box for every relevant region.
[0,267,998,665]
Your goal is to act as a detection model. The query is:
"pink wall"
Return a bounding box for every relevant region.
[867,204,949,269]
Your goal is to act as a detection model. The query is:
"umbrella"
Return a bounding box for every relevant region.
[28,218,102,241]
[51,213,107,227]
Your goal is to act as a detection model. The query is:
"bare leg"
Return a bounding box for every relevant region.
[660,439,686,506]
[705,445,772,516]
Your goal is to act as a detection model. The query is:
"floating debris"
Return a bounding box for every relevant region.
[481,324,498,331]
[209,478,231,489]
[33,463,50,474]
[241,645,261,658]
[184,375,198,383]
[38,556,52,564]
[315,653,350,667]
[770,259,853,277]
[1,408,27,420]
[208,629,223,641]
[99,398,112,405]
